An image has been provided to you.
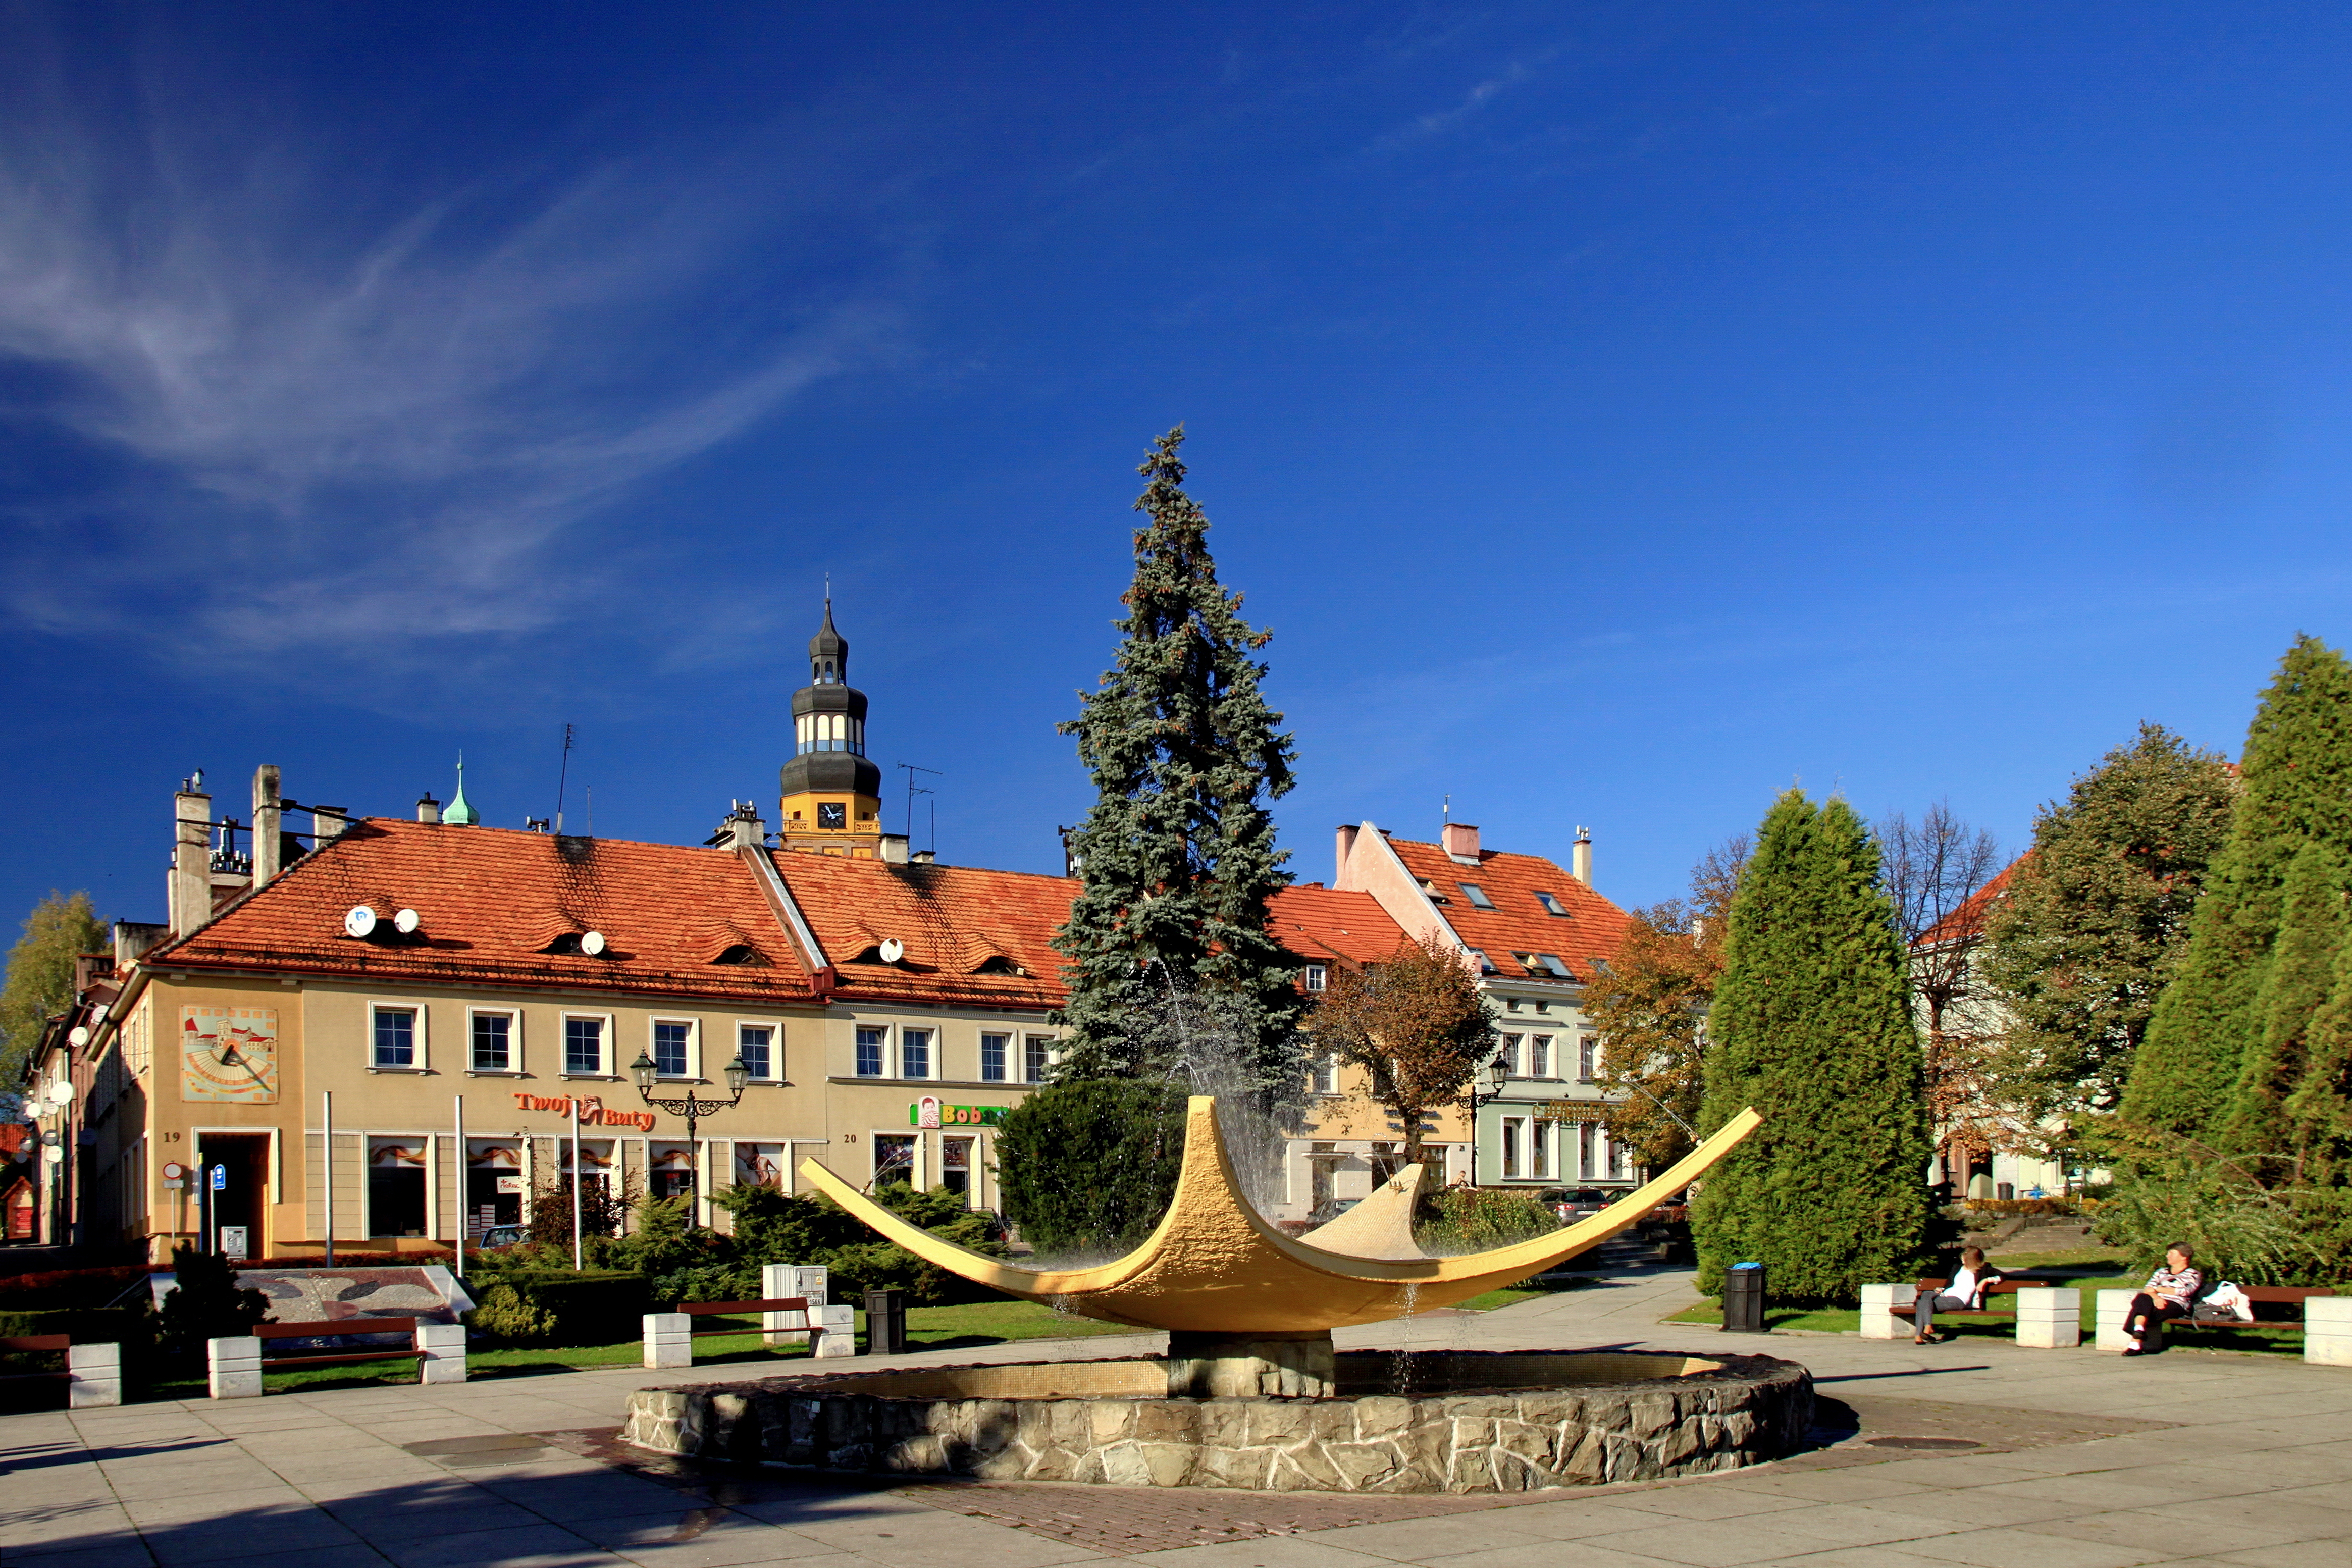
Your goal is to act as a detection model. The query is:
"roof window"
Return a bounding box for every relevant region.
[711,944,767,966]
[1458,883,1496,910]
[1537,954,1573,978]
[1534,890,1569,917]
[1467,950,1496,974]
[1416,878,1449,903]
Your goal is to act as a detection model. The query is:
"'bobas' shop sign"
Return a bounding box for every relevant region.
[511,1091,656,1131]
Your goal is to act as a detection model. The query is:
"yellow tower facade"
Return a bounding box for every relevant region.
[777,601,888,857]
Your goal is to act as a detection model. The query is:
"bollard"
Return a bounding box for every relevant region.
[2306,1296,2352,1367]
[643,1312,692,1370]
[864,1288,907,1356]
[2014,1287,2081,1349]
[207,1336,263,1399]
[417,1322,468,1384]
[811,1304,856,1357]
[1722,1263,1766,1334]
[1859,1282,1915,1340]
[67,1343,122,1408]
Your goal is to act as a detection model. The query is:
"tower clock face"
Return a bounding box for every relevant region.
[818,803,847,830]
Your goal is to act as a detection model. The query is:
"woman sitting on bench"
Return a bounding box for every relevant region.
[2121,1244,2202,1356]
[1915,1246,2003,1344]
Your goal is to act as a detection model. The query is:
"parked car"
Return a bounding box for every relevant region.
[1536,1187,1610,1222]
[475,1224,526,1249]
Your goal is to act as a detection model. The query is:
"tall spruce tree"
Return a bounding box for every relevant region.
[2226,843,2351,1171]
[1692,791,1931,1303]
[1980,724,2237,1131]
[2125,637,2352,1144]
[1052,428,1303,1090]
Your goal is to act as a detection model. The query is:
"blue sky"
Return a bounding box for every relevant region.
[6,2,2351,930]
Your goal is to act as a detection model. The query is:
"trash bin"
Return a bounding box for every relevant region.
[1722,1262,1766,1334]
[1996,1182,2015,1201]
[863,1288,907,1356]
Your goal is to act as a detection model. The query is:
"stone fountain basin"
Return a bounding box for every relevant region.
[622,1349,1813,1493]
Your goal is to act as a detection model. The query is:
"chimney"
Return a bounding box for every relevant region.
[251,765,283,886]
[312,806,348,845]
[1572,826,1593,886]
[171,777,212,936]
[113,921,168,967]
[1441,821,1481,864]
[417,793,442,825]
[879,834,910,865]
[726,803,766,849]
[1335,823,1360,883]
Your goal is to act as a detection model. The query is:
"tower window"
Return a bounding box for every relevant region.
[818,803,846,830]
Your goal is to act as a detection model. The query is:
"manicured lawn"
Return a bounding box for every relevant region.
[1663,1249,2310,1357]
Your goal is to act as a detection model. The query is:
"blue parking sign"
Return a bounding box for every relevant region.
[210,1164,227,1191]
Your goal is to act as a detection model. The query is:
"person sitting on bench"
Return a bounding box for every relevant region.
[2121,1244,2202,1356]
[1914,1246,2004,1344]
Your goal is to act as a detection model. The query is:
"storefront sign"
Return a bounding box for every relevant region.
[509,1091,656,1131]
[1535,1100,1610,1125]
[910,1097,1008,1129]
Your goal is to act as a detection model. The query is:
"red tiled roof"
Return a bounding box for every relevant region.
[148,820,817,1003]
[1266,886,1405,968]
[1913,855,2025,951]
[768,853,1077,1011]
[1384,837,1632,982]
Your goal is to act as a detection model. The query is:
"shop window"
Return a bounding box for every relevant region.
[368,1139,428,1238]
[649,1146,696,1201]
[873,1134,916,1190]
[980,1032,1008,1082]
[467,1141,524,1235]
[941,1135,974,1200]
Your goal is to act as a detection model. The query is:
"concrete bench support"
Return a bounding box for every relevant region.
[2307,1296,2352,1367]
[810,1304,856,1357]
[644,1313,692,1370]
[418,1322,467,1384]
[208,1336,263,1399]
[2095,1289,2138,1352]
[2015,1286,2081,1349]
[67,1343,122,1408]
[1859,1282,1915,1339]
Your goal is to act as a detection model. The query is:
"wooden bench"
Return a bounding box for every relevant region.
[210,1316,465,1397]
[643,1295,855,1367]
[0,1334,124,1407]
[2098,1285,2343,1360]
[1860,1277,2081,1347]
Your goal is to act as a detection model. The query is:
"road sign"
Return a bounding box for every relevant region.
[162,1162,185,1180]
[209,1164,227,1191]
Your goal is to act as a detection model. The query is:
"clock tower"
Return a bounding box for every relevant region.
[777,600,887,856]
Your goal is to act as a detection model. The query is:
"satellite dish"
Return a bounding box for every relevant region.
[879,938,905,964]
[344,906,378,938]
[581,930,607,956]
[392,908,420,934]
[67,1026,89,1047]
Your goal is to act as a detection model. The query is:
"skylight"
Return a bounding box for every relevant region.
[1458,883,1497,910]
[1534,890,1569,916]
[1537,954,1573,978]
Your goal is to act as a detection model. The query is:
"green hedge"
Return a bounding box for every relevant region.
[467,1270,649,1345]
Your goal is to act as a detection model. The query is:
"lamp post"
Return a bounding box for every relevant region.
[1462,1048,1513,1189]
[629,1051,752,1148]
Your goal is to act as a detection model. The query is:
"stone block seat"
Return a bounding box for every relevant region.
[207,1316,465,1398]
[0,1334,122,1407]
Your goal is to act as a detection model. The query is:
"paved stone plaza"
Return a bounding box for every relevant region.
[5,1258,2349,1568]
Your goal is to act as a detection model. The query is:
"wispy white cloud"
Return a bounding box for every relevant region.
[0,49,916,687]
[1368,59,1540,152]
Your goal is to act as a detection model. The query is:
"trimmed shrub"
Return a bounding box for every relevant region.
[155,1247,268,1361]
[467,1270,649,1345]
[1415,1188,1558,1253]
[0,1266,154,1308]
[993,1078,1187,1257]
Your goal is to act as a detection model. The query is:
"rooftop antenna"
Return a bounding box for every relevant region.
[896,762,941,842]
[554,723,575,833]
[1443,793,1450,821]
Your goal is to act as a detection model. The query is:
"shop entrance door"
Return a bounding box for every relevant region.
[195,1132,271,1260]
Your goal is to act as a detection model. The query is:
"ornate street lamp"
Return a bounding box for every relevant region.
[1462,1047,1513,1188]
[629,1049,752,1147]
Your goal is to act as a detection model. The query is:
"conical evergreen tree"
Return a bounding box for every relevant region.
[1052,428,1303,1091]
[2287,941,2352,1186]
[2225,842,2350,1173]
[1692,791,1931,1304]
[2126,636,2352,1143]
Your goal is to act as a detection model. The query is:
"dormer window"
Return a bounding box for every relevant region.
[1534,890,1569,917]
[1417,879,1449,903]
[711,944,766,966]
[543,932,584,955]
[1458,883,1496,910]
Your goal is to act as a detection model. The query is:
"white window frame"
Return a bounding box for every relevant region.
[1499,1033,1524,1077]
[734,1020,780,1081]
[1312,1054,1341,1096]
[855,1023,888,1078]
[1023,1033,1053,1083]
[560,1011,615,1078]
[899,1025,935,1082]
[1500,1115,1526,1179]
[465,1007,521,1075]
[368,1001,426,1073]
[979,1031,1010,1083]
[1302,963,1327,992]
[1529,1119,1551,1179]
[1578,1035,1597,1083]
[649,1016,700,1081]
[1528,1034,1552,1080]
